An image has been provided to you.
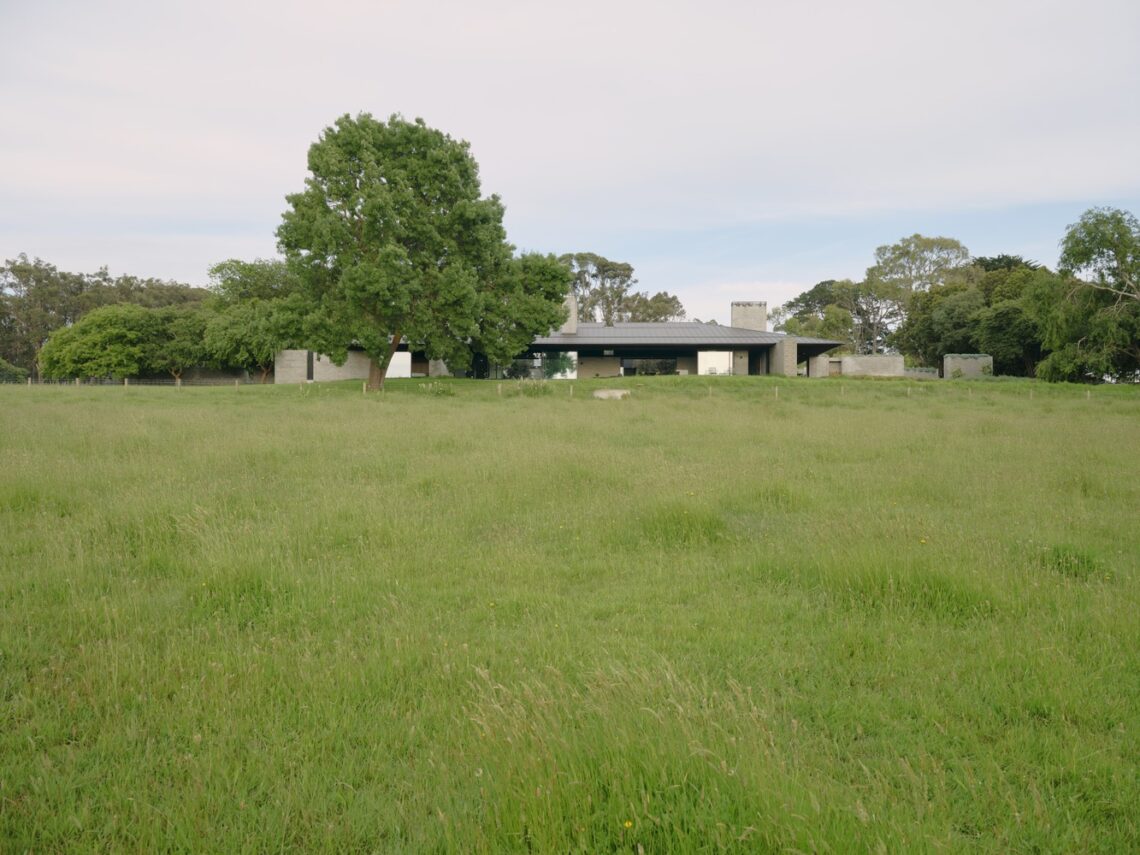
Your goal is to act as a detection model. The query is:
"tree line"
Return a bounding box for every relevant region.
[1,249,680,384]
[6,111,1131,385]
[3,114,687,386]
[773,208,1140,382]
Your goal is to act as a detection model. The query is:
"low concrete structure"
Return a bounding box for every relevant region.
[839,355,905,377]
[274,349,411,383]
[943,354,993,379]
[807,354,831,378]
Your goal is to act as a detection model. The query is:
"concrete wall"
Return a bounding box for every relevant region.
[578,356,621,378]
[732,350,749,375]
[675,356,697,375]
[769,339,798,376]
[839,355,905,377]
[943,354,993,379]
[561,294,578,334]
[274,349,308,384]
[275,350,412,384]
[730,301,768,331]
[807,354,830,378]
[312,350,372,382]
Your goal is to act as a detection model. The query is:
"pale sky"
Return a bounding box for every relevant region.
[2,0,1138,323]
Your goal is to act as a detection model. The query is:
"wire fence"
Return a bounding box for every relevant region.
[2,376,266,387]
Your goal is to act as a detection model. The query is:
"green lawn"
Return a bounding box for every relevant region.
[2,377,1138,852]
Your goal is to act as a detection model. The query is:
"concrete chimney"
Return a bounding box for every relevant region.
[731,301,767,332]
[560,294,578,334]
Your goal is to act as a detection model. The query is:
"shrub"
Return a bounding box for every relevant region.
[0,357,29,382]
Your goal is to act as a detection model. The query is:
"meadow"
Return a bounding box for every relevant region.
[1,376,1138,853]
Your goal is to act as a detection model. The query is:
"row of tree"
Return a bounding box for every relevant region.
[0,256,207,381]
[5,114,687,386]
[1,259,304,382]
[773,208,1140,382]
[560,252,685,324]
[3,247,679,384]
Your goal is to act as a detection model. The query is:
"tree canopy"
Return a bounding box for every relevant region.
[39,304,161,380]
[1,255,207,378]
[867,234,972,294]
[558,252,685,323]
[277,113,568,389]
[1059,207,1140,307]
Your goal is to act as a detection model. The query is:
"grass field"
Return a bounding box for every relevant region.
[2,376,1138,852]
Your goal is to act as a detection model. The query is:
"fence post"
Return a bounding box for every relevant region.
[235,379,239,388]
[124,377,129,387]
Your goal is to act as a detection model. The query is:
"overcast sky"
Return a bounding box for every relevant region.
[2,0,1138,322]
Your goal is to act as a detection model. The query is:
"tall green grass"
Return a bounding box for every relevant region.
[1,377,1138,852]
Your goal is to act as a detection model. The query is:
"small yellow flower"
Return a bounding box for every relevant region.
[623,820,633,828]
[919,538,927,544]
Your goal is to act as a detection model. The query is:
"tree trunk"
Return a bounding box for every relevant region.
[367,330,402,392]
[259,366,270,384]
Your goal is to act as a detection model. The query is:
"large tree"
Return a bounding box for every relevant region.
[208,258,303,304]
[1,255,91,378]
[558,252,684,323]
[39,304,161,380]
[204,298,305,383]
[277,113,566,389]
[1059,207,1140,307]
[867,234,971,295]
[150,305,210,381]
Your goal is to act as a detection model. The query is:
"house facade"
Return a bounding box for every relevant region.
[274,299,840,382]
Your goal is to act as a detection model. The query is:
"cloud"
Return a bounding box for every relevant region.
[2,0,1138,294]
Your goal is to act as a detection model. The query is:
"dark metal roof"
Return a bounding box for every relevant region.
[532,322,839,349]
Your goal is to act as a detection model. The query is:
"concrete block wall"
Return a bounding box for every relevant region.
[807,354,830,378]
[274,349,308,384]
[839,355,905,377]
[770,339,798,376]
[943,354,993,378]
[276,349,414,383]
[312,350,372,382]
[731,301,768,331]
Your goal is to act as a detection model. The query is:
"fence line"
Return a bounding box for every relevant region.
[2,376,264,387]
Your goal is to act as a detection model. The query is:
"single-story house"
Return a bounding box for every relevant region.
[274,299,840,382]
